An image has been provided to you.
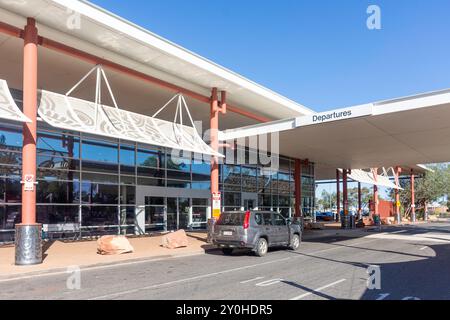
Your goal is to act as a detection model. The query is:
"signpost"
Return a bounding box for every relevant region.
[212,192,221,219]
[22,174,36,191]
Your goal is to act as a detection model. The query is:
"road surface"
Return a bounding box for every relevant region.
[1,222,450,300]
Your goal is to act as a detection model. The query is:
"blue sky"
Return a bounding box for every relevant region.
[91,0,450,112]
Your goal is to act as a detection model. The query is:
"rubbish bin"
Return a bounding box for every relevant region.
[207,218,217,244]
[341,214,356,229]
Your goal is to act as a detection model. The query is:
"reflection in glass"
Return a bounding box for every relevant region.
[82,138,118,164]
[81,182,118,204]
[81,206,118,234]
[37,180,80,204]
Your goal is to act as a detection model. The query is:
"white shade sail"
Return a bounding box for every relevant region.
[0,80,31,123]
[341,169,402,190]
[37,89,223,157]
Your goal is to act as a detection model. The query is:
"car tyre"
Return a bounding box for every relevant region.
[255,238,268,257]
[289,234,301,251]
[222,248,234,255]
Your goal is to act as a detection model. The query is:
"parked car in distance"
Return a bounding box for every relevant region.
[212,210,303,257]
[315,211,334,221]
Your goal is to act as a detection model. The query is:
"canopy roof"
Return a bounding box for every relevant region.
[220,88,450,180]
[37,89,223,157]
[0,79,30,123]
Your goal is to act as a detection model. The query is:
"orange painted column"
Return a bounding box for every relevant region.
[373,185,379,216]
[15,18,42,265]
[395,166,401,224]
[210,88,220,218]
[343,169,348,216]
[336,169,340,222]
[21,18,38,225]
[411,171,416,223]
[294,159,302,217]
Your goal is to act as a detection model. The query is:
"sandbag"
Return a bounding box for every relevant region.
[161,230,189,249]
[97,235,134,255]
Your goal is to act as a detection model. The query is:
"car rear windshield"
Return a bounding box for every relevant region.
[216,212,245,226]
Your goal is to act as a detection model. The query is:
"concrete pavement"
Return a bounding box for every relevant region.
[1,222,450,300]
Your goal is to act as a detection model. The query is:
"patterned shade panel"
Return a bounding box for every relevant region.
[37,89,223,157]
[0,80,31,123]
[346,169,402,190]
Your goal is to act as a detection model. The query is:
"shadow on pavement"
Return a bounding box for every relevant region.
[360,242,450,300]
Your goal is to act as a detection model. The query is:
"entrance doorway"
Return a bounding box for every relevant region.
[137,186,211,233]
[166,197,190,231]
[242,192,258,211]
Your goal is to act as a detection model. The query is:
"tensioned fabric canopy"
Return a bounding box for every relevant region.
[37,90,223,157]
[340,169,402,190]
[0,79,31,123]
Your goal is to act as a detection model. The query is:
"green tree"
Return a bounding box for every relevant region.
[391,164,450,219]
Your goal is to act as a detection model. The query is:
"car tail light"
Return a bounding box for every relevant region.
[243,210,251,229]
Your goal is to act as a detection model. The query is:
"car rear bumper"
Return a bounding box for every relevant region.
[213,239,254,249]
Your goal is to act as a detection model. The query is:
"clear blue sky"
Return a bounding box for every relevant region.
[91,0,450,112]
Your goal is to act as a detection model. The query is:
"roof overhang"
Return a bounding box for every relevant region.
[0,0,313,121]
[220,88,450,180]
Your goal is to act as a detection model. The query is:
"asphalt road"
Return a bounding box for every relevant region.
[1,222,450,300]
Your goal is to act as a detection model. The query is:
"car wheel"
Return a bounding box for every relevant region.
[255,238,268,257]
[289,234,301,251]
[222,248,234,255]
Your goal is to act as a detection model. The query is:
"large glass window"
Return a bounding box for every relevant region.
[137,146,165,168]
[0,177,21,203]
[82,138,118,164]
[81,182,118,204]
[241,166,257,192]
[81,206,118,234]
[0,127,22,151]
[37,180,80,204]
[37,132,80,159]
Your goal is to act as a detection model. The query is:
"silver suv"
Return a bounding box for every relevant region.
[212,210,303,257]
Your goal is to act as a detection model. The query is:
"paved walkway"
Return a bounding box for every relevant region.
[0,222,428,279]
[0,232,213,278]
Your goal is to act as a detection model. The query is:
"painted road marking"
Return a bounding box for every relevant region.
[419,246,428,250]
[0,252,205,283]
[240,277,264,284]
[255,279,283,287]
[376,293,390,300]
[366,232,450,243]
[289,279,346,300]
[391,230,407,234]
[89,257,292,300]
[88,239,380,300]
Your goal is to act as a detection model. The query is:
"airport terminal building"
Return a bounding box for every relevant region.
[2,1,450,265]
[0,0,318,243]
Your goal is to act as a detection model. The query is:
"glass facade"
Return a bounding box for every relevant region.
[0,107,315,242]
[220,147,315,218]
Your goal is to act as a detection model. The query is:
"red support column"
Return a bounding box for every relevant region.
[16,18,42,265]
[210,88,220,219]
[336,170,340,222]
[294,159,302,217]
[411,170,416,223]
[373,185,379,216]
[395,166,402,224]
[343,169,348,216]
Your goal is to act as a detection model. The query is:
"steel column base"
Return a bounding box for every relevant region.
[15,224,42,265]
